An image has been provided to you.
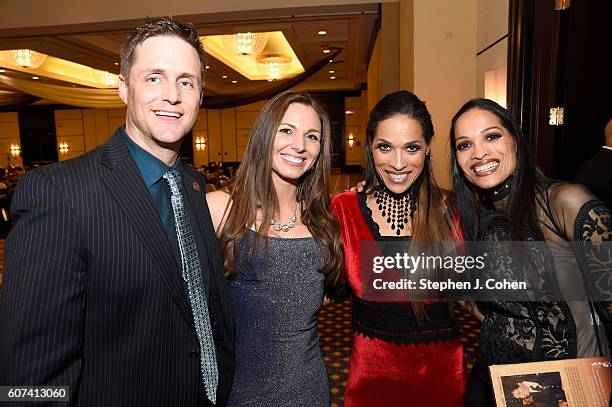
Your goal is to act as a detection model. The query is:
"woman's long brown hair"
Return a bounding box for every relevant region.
[218,90,343,283]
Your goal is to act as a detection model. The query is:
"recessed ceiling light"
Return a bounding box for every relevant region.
[323,49,331,54]
[231,80,237,84]
[345,110,354,115]
[205,65,210,70]
[32,76,39,80]
[221,75,228,79]
[72,84,77,87]
[329,70,335,74]
[114,62,119,66]
[318,31,327,35]
[330,76,336,80]
[0,69,5,73]
[328,59,333,63]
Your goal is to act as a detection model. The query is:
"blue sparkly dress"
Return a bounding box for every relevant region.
[227,230,329,407]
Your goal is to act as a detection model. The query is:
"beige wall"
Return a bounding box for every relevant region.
[193,100,268,167]
[0,112,22,168]
[413,0,477,189]
[477,0,508,52]
[344,93,368,166]
[366,3,401,112]
[366,34,381,115]
[476,0,508,106]
[365,0,477,187]
[55,108,125,161]
[48,102,269,166]
[399,0,415,91]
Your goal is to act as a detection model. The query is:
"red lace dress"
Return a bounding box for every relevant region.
[332,191,465,407]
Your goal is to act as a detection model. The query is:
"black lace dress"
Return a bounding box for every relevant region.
[466,181,612,407]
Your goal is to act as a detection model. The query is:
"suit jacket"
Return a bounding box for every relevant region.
[0,130,234,406]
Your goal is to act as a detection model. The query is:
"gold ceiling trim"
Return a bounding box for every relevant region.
[0,75,124,108]
[0,50,118,89]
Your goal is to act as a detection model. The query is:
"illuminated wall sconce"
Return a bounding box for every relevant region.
[9,144,20,157]
[195,137,206,151]
[484,69,507,108]
[58,142,70,154]
[347,134,355,150]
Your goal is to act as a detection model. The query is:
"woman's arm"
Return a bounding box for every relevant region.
[550,183,612,354]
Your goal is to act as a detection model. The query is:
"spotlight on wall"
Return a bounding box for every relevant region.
[195,137,206,151]
[9,144,20,157]
[58,142,70,154]
[347,133,355,150]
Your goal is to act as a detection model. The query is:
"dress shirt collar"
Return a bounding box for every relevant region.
[122,126,180,187]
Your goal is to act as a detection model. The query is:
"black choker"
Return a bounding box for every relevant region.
[481,175,513,203]
[373,185,417,236]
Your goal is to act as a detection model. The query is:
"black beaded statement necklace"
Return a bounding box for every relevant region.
[373,177,420,236]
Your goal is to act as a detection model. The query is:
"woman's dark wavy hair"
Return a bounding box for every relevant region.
[449,98,544,241]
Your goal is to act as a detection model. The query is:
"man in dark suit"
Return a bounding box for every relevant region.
[574,117,612,209]
[0,17,234,406]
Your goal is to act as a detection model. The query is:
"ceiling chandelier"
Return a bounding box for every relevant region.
[257,54,291,81]
[10,49,47,69]
[226,32,268,55]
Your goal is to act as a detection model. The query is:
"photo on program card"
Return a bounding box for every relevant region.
[500,372,567,407]
[490,357,611,407]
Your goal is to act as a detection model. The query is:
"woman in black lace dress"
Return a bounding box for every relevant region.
[449,98,612,406]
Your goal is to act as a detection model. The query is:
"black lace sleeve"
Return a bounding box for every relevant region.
[573,199,612,355]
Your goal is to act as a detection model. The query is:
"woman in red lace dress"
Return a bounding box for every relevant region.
[332,90,465,406]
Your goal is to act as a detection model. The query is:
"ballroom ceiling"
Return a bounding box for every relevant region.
[0,4,379,107]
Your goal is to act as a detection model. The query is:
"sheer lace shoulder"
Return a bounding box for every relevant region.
[537,181,598,241]
[549,182,595,206]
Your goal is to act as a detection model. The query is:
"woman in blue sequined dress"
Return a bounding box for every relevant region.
[206,90,343,406]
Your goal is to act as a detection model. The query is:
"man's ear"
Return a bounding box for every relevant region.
[118,74,128,105]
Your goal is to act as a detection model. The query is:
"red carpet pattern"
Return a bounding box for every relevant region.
[318,299,353,407]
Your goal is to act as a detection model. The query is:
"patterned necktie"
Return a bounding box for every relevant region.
[163,168,218,404]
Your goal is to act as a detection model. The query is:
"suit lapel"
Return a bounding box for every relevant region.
[182,167,226,294]
[98,132,196,337]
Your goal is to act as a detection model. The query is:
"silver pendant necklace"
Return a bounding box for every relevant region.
[270,207,297,232]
